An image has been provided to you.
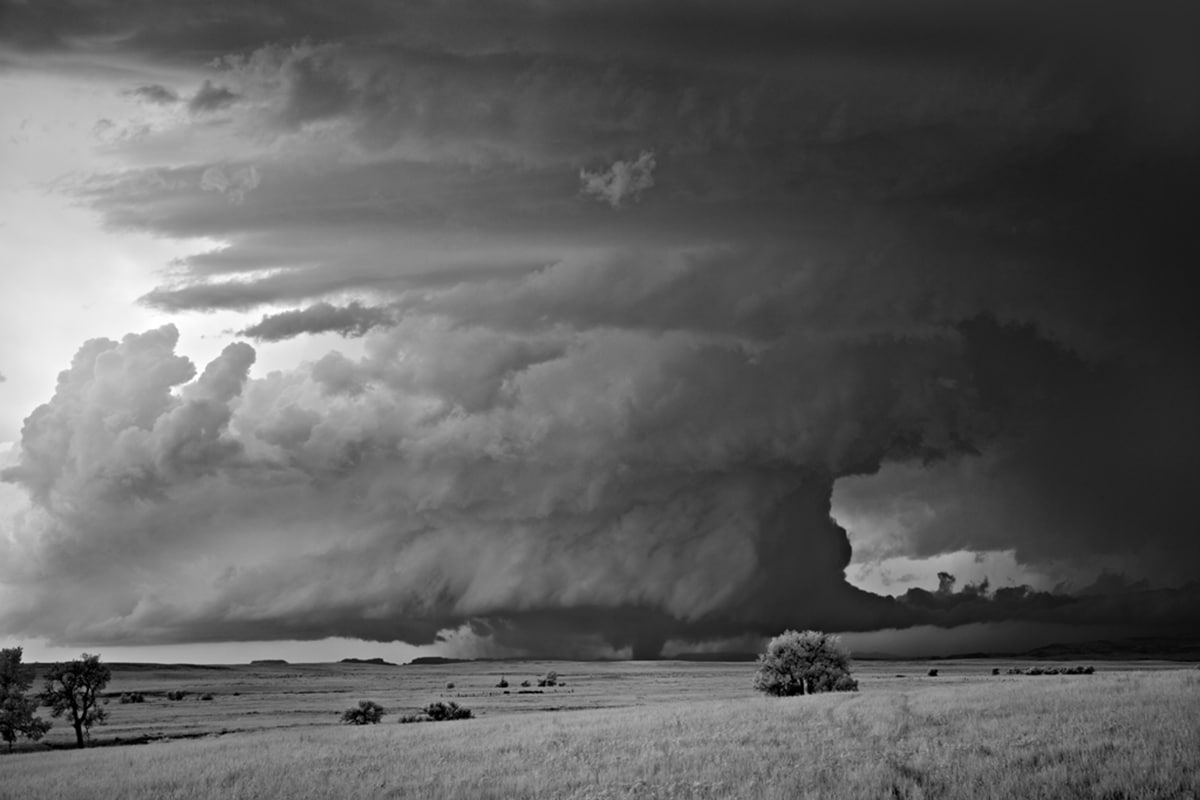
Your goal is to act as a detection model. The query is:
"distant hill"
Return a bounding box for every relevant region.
[339,657,398,666]
[29,662,235,671]
[250,659,289,665]
[407,656,473,665]
[671,652,758,662]
[944,637,1200,662]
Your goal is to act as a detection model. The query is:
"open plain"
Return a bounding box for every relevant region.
[1,660,1197,799]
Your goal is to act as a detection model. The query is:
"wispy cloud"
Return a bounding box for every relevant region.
[124,84,180,104]
[240,301,395,341]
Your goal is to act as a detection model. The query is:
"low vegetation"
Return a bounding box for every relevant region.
[341,700,385,725]
[398,701,474,724]
[1,671,1195,799]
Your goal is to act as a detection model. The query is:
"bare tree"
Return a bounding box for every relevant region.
[40,653,111,748]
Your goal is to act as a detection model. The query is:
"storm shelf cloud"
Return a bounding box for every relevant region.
[0,0,1198,659]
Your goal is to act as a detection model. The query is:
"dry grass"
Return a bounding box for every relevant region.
[1,668,1197,799]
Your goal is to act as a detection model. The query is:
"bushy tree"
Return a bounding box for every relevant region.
[1,647,51,752]
[341,700,385,724]
[41,653,110,748]
[753,630,858,696]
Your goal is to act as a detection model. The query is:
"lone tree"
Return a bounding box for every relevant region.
[40,653,111,748]
[753,630,859,696]
[1,647,50,752]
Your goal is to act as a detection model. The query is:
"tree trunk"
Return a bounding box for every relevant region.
[73,720,84,748]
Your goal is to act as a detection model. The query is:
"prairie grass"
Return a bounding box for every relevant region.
[1,669,1196,799]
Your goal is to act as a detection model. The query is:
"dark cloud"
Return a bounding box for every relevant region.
[124,84,180,104]
[240,301,395,341]
[2,0,1198,655]
[188,79,239,113]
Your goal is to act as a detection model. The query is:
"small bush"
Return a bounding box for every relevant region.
[1027,667,1044,675]
[992,668,1001,676]
[833,674,858,692]
[520,679,531,687]
[426,701,472,721]
[399,701,473,723]
[928,669,938,677]
[200,694,214,701]
[446,682,455,690]
[119,692,145,704]
[1007,667,1023,675]
[167,690,189,701]
[545,671,558,686]
[1084,665,1095,674]
[341,700,385,725]
[496,677,508,688]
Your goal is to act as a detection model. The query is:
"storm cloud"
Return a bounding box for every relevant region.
[1,0,1197,656]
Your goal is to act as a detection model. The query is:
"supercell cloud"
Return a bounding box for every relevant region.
[0,0,1197,657]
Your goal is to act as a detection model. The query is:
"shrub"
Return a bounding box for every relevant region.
[1007,667,1023,675]
[341,700,385,725]
[545,671,558,686]
[399,701,473,723]
[425,701,472,721]
[753,630,858,697]
[833,674,859,692]
[496,677,509,688]
[200,694,214,701]
[446,682,455,690]
[1027,667,1044,675]
[119,692,145,704]
[167,690,189,701]
[928,669,938,677]
[520,679,531,687]
[1083,665,1095,675]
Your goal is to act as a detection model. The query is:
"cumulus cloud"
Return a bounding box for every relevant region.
[4,312,1195,656]
[580,151,657,208]
[0,320,950,652]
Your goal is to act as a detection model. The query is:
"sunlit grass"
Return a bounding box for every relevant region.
[1,670,1196,799]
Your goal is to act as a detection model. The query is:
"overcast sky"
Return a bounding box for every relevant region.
[1,0,1197,663]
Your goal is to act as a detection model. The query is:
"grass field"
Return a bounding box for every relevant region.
[1,661,1197,799]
